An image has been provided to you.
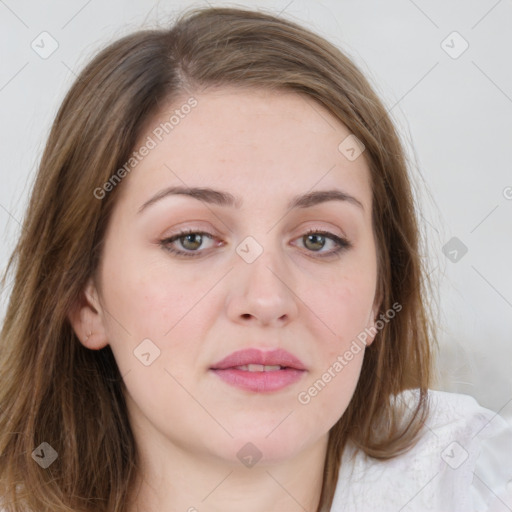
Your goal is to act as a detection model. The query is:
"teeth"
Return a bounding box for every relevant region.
[235,364,282,372]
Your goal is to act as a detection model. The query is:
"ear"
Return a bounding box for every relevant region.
[68,277,109,350]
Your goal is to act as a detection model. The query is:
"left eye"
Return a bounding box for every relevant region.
[159,228,350,258]
[296,229,350,255]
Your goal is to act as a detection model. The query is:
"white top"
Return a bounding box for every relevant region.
[330,389,512,512]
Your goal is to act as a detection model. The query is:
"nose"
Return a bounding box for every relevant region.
[225,243,299,327]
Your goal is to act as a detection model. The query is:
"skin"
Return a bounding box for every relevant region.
[69,87,380,512]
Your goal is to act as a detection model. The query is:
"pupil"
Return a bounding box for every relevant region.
[305,234,324,251]
[183,234,201,250]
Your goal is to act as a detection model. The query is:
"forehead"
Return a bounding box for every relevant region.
[121,87,372,212]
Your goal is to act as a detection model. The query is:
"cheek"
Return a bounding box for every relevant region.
[309,269,376,345]
[297,253,376,410]
[99,237,209,340]
[99,251,225,387]
[295,329,366,436]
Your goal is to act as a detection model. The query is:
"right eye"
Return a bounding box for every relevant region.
[160,229,220,258]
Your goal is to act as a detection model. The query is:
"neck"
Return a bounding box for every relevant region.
[126,427,328,512]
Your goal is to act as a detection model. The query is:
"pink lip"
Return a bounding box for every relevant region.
[210,348,307,393]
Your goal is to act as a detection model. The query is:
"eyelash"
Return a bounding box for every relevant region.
[159,228,352,259]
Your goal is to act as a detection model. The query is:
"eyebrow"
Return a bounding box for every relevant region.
[137,186,364,214]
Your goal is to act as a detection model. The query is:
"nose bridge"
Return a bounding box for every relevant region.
[226,233,298,325]
[244,243,284,292]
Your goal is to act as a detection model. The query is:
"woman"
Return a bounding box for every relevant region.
[0,6,510,512]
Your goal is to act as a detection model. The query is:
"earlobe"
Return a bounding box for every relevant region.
[67,277,109,350]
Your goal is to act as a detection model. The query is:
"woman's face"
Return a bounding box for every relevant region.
[81,87,379,466]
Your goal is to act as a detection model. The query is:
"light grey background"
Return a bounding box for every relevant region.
[1,0,511,419]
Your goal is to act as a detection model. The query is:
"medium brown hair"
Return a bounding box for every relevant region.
[0,6,434,511]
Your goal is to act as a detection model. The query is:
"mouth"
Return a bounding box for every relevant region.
[210,348,307,392]
[231,364,284,372]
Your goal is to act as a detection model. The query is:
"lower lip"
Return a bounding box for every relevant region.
[210,368,305,392]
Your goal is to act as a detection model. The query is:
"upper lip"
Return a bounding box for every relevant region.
[210,348,307,371]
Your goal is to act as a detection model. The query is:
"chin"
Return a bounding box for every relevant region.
[220,427,318,467]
